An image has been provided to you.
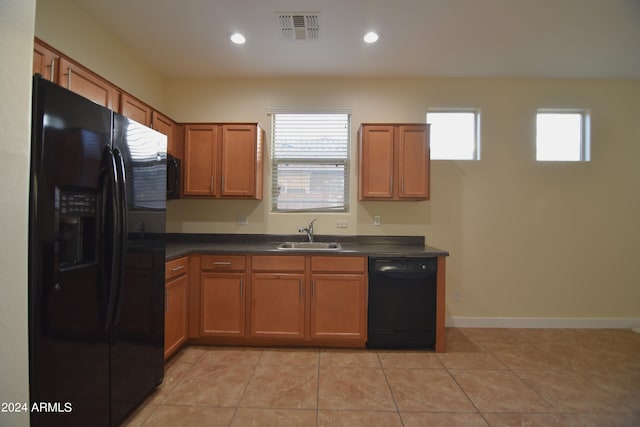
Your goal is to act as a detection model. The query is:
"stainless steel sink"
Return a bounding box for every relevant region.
[276,242,342,251]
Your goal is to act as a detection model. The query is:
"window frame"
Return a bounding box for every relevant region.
[270,112,351,213]
[535,109,591,162]
[426,109,481,161]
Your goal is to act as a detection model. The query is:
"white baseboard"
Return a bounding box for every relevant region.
[446,316,640,329]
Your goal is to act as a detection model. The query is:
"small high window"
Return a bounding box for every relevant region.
[426,110,480,160]
[271,113,350,212]
[536,110,590,161]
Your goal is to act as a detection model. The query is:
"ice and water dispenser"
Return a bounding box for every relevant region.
[55,188,98,269]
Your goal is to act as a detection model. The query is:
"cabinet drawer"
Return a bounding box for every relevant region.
[165,256,189,281]
[251,255,305,272]
[201,255,246,271]
[311,256,366,273]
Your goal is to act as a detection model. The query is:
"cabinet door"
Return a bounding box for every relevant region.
[359,125,395,199]
[183,125,218,196]
[220,124,258,198]
[33,40,59,81]
[57,57,120,111]
[310,274,366,341]
[250,273,305,339]
[121,93,152,126]
[200,273,245,336]
[165,275,188,359]
[152,112,177,157]
[397,125,430,199]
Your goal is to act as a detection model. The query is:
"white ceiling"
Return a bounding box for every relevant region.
[70,0,640,79]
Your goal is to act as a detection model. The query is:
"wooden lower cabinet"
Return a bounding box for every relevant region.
[164,256,189,359]
[200,273,245,336]
[309,256,367,344]
[165,275,188,358]
[310,274,366,342]
[250,273,305,339]
[247,255,366,346]
[180,252,448,351]
[190,254,368,348]
[199,255,247,337]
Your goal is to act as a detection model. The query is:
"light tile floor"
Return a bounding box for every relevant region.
[123,328,640,426]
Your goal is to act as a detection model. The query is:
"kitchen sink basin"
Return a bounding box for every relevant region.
[276,242,342,251]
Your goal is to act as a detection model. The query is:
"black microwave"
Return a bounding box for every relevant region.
[167,154,181,199]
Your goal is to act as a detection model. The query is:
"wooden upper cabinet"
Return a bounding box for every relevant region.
[33,40,59,81]
[120,93,152,126]
[397,125,430,199]
[57,57,120,112]
[121,96,179,161]
[358,125,395,199]
[220,124,263,199]
[152,111,178,157]
[359,123,430,201]
[183,123,264,199]
[183,125,219,196]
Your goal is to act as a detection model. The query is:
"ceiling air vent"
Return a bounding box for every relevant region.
[276,12,320,40]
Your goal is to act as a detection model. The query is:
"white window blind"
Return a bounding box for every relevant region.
[271,113,350,212]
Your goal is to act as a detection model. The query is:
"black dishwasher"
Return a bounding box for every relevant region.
[367,257,437,349]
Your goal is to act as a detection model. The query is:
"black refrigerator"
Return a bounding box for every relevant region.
[28,76,166,426]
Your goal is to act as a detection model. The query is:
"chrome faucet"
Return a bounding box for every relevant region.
[299,219,318,242]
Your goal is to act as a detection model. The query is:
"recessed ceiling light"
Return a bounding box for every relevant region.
[363,31,380,44]
[229,32,246,45]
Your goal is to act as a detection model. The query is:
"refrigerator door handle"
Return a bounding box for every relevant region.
[168,155,180,198]
[100,146,121,329]
[111,148,128,325]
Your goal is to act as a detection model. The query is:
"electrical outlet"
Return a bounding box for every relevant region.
[373,215,381,226]
[336,220,348,228]
[453,290,461,302]
[236,215,248,225]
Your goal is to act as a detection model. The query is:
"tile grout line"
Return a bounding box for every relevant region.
[375,351,405,426]
[125,330,640,425]
[490,334,578,415]
[315,349,321,427]
[444,331,561,422]
[438,354,489,426]
[226,354,260,426]
[474,336,562,415]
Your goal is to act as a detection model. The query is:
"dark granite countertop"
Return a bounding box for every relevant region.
[165,233,449,260]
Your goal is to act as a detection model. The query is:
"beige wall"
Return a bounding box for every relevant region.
[35,0,168,112]
[34,0,640,325]
[165,77,640,323]
[1,0,35,425]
